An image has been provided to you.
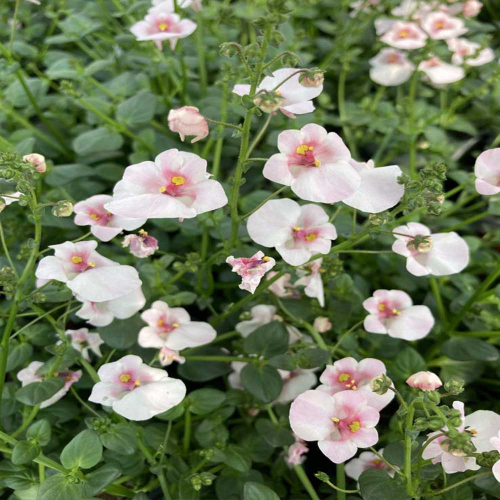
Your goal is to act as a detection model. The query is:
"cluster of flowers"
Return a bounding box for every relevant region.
[368,0,494,87]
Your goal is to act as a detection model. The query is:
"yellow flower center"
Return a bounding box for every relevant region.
[293,226,302,232]
[158,22,169,31]
[90,213,100,220]
[139,229,148,236]
[391,308,401,316]
[71,256,83,264]
[469,428,478,435]
[159,186,167,193]
[88,262,96,268]
[120,374,131,383]
[399,29,409,38]
[172,323,179,328]
[172,176,186,186]
[331,417,340,423]
[158,319,164,326]
[313,159,321,167]
[134,380,141,387]
[378,303,386,311]
[338,373,351,383]
[296,144,314,155]
[262,256,271,262]
[349,420,361,433]
[305,233,317,242]
[435,21,445,29]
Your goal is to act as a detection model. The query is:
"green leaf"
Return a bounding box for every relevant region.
[442,337,499,362]
[116,92,157,127]
[240,365,283,403]
[6,342,33,371]
[37,473,84,500]
[11,441,41,465]
[72,127,124,155]
[223,445,252,472]
[178,347,232,382]
[254,419,294,447]
[268,354,296,371]
[188,388,226,415]
[243,482,280,500]
[358,469,411,500]
[99,314,143,349]
[82,464,122,497]
[100,423,138,455]
[390,347,426,381]
[27,419,51,446]
[243,321,289,359]
[15,378,65,406]
[60,429,103,470]
[46,163,95,187]
[294,347,330,369]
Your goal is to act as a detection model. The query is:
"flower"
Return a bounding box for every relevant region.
[299,72,324,88]
[138,300,216,350]
[392,222,469,276]
[35,241,142,302]
[343,159,404,213]
[363,289,435,341]
[168,106,209,143]
[105,149,227,220]
[17,362,81,408]
[317,357,395,411]
[226,251,276,294]
[345,449,395,480]
[23,153,46,173]
[0,192,22,212]
[447,38,494,66]
[391,0,429,19]
[262,124,360,203]
[289,390,380,464]
[490,432,500,482]
[233,68,323,118]
[406,371,442,391]
[287,435,309,466]
[74,195,146,242]
[419,57,465,86]
[159,348,185,366]
[65,328,104,361]
[247,199,337,266]
[421,12,467,39]
[89,354,186,420]
[130,4,197,50]
[295,258,325,307]
[463,0,482,17]
[313,317,332,333]
[122,230,159,258]
[267,272,299,298]
[474,148,500,196]
[235,304,301,343]
[75,287,146,327]
[152,0,202,11]
[369,48,415,87]
[380,21,428,50]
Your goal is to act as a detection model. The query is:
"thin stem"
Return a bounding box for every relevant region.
[205,117,242,131]
[12,404,40,438]
[79,358,100,383]
[183,408,191,453]
[39,462,45,483]
[247,113,272,156]
[0,222,19,279]
[331,320,364,357]
[338,66,358,157]
[70,387,100,417]
[195,14,208,96]
[408,70,419,179]
[336,463,346,500]
[240,186,288,221]
[404,404,415,497]
[11,302,71,340]
[369,447,402,476]
[212,79,229,179]
[293,464,321,500]
[138,436,172,500]
[429,278,447,328]
[444,212,489,232]
[422,471,492,497]
[9,0,21,56]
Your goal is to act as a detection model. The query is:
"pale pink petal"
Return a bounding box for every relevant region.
[318,439,358,464]
[386,306,434,340]
[164,322,216,350]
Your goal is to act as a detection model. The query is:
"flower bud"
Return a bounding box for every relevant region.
[428,417,445,431]
[370,374,392,395]
[313,316,332,333]
[406,371,442,391]
[52,200,73,217]
[425,390,441,404]
[299,71,324,88]
[168,106,209,144]
[448,417,463,428]
[414,417,429,431]
[253,92,284,113]
[22,153,46,173]
[444,379,465,395]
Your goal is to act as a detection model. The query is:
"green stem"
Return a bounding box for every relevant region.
[183,355,259,363]
[0,222,19,279]
[138,436,172,500]
[240,186,288,221]
[8,0,21,56]
[404,404,415,497]
[70,387,100,417]
[293,464,321,500]
[338,66,358,157]
[247,113,272,156]
[429,278,447,329]
[408,70,419,179]
[205,117,242,131]
[369,447,402,476]
[183,408,191,453]
[195,14,208,96]
[331,320,364,357]
[212,79,229,179]
[79,358,100,383]
[336,463,346,500]
[12,404,40,438]
[443,212,489,232]
[422,471,492,497]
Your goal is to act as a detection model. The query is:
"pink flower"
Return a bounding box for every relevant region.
[35,241,142,302]
[419,57,465,85]
[290,390,380,464]
[391,0,430,19]
[343,159,404,213]
[17,362,81,408]
[381,21,428,50]
[369,49,415,87]
[105,149,227,220]
[23,153,46,173]
[74,195,146,242]
[406,371,442,391]
[392,222,469,276]
[152,0,202,11]
[287,436,309,466]
[138,300,216,350]
[447,38,494,66]
[317,357,395,411]
[247,199,337,266]
[267,272,299,299]
[122,230,159,258]
[89,354,186,420]
[490,432,500,482]
[295,258,325,307]
[363,289,435,341]
[313,317,332,333]
[168,106,209,143]
[130,4,197,50]
[233,68,323,118]
[421,12,467,39]
[345,449,395,480]
[475,149,500,196]
[226,251,276,294]
[65,328,104,361]
[159,347,185,366]
[463,0,482,17]
[263,124,360,203]
[75,288,146,327]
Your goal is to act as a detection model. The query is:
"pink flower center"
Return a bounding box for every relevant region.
[89,210,112,226]
[159,175,187,197]
[338,372,358,390]
[290,144,321,168]
[387,53,401,64]
[119,372,141,390]
[331,416,362,433]
[156,317,179,337]
[157,21,170,32]
[292,226,318,243]
[70,254,96,272]
[377,302,402,319]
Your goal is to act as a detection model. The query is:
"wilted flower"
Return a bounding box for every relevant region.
[23,153,46,173]
[406,371,442,391]
[474,148,500,196]
[287,435,309,466]
[313,317,332,333]
[65,328,104,361]
[267,272,299,299]
[168,106,209,143]
[295,258,325,307]
[226,251,276,294]
[159,347,186,366]
[122,230,159,258]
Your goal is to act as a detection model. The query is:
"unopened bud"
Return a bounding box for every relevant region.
[313,317,332,333]
[23,153,46,173]
[425,390,441,404]
[253,92,284,113]
[444,379,465,396]
[52,200,73,217]
[414,417,429,431]
[370,374,392,395]
[428,417,445,431]
[299,71,324,88]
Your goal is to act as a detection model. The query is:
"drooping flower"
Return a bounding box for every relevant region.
[105,149,227,220]
[419,57,465,85]
[74,195,146,242]
[406,371,442,391]
[286,436,309,467]
[295,258,325,307]
[447,38,495,66]
[226,251,276,294]
[17,362,81,408]
[233,68,323,118]
[247,199,337,266]
[23,153,46,173]
[75,287,146,327]
[313,316,332,333]
[369,49,415,87]
[392,222,469,276]
[317,357,395,411]
[421,12,467,39]
[380,21,428,50]
[474,148,500,196]
[122,230,159,258]
[35,241,142,302]
[168,106,209,143]
[130,4,197,50]
[290,390,380,464]
[346,449,395,480]
[65,328,104,361]
[263,124,360,203]
[138,300,216,350]
[159,347,186,366]
[343,159,404,213]
[363,289,435,341]
[267,272,300,299]
[89,355,186,421]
